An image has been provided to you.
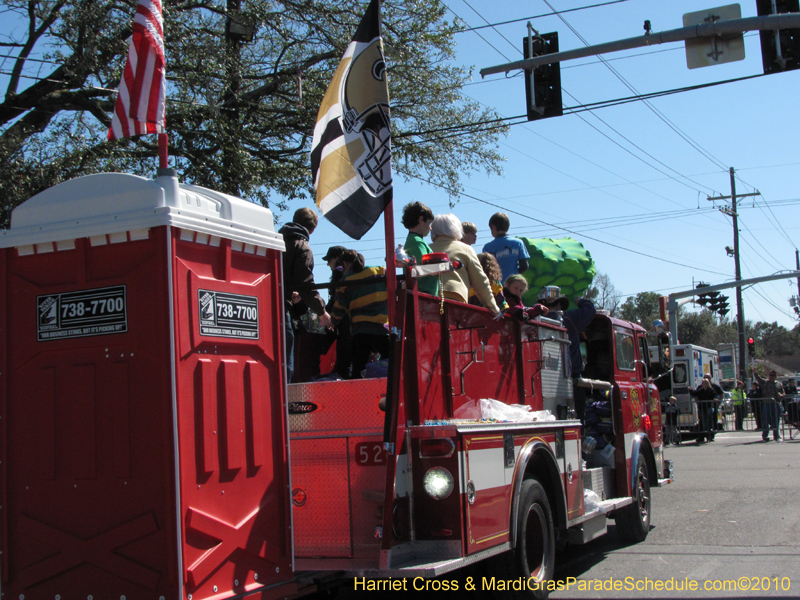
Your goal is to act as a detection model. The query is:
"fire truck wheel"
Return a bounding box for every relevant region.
[486,478,554,599]
[616,454,651,543]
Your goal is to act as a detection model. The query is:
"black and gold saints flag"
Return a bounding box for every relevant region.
[310,0,392,240]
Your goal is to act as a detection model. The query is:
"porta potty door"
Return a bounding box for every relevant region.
[172,224,293,599]
[0,173,293,600]
[0,223,178,597]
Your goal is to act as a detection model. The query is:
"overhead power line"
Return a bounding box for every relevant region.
[738,218,785,272]
[738,256,796,320]
[403,173,731,276]
[447,0,744,199]
[541,0,730,173]
[455,0,632,33]
[562,89,714,197]
[5,68,762,137]
[315,197,800,249]
[401,74,766,146]
[735,175,797,249]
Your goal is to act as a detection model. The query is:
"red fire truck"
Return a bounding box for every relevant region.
[0,171,671,599]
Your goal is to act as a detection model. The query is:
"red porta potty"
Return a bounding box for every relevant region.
[0,171,296,600]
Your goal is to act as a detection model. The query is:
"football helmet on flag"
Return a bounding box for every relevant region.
[341,40,392,196]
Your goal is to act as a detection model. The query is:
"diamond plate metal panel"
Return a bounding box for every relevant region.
[288,379,386,436]
[355,540,510,575]
[541,338,572,415]
[291,438,351,557]
[583,467,614,501]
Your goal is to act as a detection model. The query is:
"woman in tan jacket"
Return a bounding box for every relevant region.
[430,214,502,317]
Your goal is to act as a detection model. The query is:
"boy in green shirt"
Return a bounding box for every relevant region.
[402,201,438,296]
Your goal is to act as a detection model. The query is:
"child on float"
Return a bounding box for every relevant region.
[329,250,390,379]
[469,252,508,310]
[482,212,530,283]
[503,275,549,322]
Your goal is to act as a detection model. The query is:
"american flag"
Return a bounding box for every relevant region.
[108,0,166,140]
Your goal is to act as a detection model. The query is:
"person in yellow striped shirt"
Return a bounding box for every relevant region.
[330,250,389,378]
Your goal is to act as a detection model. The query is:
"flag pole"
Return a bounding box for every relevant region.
[384,195,396,328]
[158,132,169,169]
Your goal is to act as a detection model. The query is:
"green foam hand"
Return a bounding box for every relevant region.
[518,237,596,309]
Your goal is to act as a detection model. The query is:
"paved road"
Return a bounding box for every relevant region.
[550,429,800,599]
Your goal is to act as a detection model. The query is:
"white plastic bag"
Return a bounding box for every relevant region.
[453,398,555,422]
[453,398,482,419]
[479,398,532,421]
[584,489,601,513]
[479,398,554,422]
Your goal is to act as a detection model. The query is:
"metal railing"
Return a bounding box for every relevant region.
[666,397,800,441]
[720,397,799,440]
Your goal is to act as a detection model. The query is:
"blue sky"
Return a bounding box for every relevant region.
[2,1,798,332]
[304,0,800,332]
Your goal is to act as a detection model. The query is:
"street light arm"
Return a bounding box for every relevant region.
[480,13,800,77]
[666,270,800,353]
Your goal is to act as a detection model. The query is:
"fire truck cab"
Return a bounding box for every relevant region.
[0,172,671,600]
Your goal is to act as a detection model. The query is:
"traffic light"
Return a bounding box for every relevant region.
[522,32,563,121]
[695,282,711,307]
[757,0,800,74]
[712,294,730,316]
[705,290,721,312]
[695,284,730,316]
[707,294,719,311]
[748,337,756,357]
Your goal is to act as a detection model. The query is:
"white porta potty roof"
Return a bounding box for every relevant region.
[0,172,285,252]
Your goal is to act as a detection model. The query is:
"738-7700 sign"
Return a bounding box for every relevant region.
[197,289,259,340]
[37,285,128,341]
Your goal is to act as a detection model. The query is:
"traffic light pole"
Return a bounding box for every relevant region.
[480,13,800,76]
[666,271,800,359]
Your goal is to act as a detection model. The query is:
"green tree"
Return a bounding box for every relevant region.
[677,309,739,348]
[0,0,506,225]
[676,309,715,346]
[751,321,800,357]
[618,291,661,331]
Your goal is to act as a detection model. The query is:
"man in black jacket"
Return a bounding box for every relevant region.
[278,208,331,382]
[690,378,718,443]
[704,373,723,439]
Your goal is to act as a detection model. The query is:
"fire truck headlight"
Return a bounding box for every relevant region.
[423,467,454,500]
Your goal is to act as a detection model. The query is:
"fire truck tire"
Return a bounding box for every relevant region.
[486,479,555,599]
[616,454,651,543]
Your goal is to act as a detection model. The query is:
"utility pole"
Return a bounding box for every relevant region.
[796,249,800,303]
[730,168,747,384]
[708,171,759,383]
[791,249,800,319]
